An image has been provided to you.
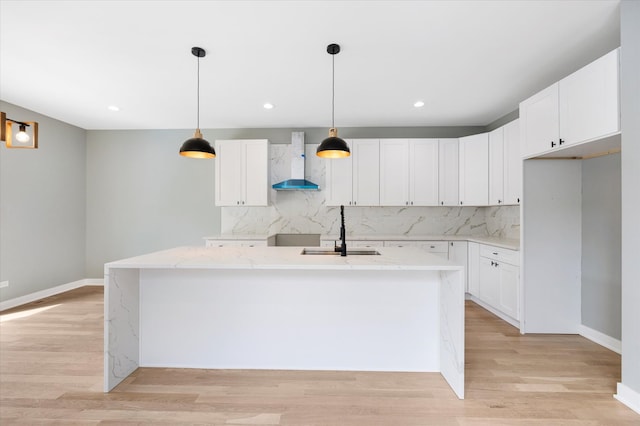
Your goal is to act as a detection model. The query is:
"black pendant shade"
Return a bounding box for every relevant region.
[180,47,216,159]
[180,130,216,159]
[317,128,350,158]
[317,43,350,158]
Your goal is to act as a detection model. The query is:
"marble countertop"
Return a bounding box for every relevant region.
[320,235,520,251]
[105,246,463,272]
[204,234,520,251]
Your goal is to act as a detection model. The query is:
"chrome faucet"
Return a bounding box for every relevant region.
[334,205,347,256]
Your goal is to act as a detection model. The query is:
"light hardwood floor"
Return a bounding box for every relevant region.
[1,286,638,425]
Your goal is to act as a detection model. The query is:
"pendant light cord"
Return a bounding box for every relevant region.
[331,53,335,128]
[196,55,200,130]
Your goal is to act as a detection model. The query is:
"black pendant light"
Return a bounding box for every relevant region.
[317,43,350,158]
[180,47,216,159]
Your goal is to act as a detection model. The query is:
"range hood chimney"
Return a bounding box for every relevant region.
[272,132,320,191]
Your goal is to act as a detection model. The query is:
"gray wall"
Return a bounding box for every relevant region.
[0,101,86,301]
[620,0,640,398]
[581,153,621,340]
[85,130,221,277]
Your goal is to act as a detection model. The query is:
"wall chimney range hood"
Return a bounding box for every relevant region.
[272,132,320,191]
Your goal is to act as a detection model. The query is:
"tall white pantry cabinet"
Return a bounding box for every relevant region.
[519,47,620,334]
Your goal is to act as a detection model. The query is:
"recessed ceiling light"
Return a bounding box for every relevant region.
[107,105,120,112]
[263,103,274,110]
[413,101,425,108]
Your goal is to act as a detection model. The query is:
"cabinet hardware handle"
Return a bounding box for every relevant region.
[498,200,502,204]
[551,141,556,147]
[441,201,444,205]
[493,252,498,255]
[406,201,409,206]
[559,138,565,145]
[490,261,495,266]
[237,201,240,205]
[354,201,357,206]
[410,201,413,206]
[517,197,520,203]
[460,201,463,205]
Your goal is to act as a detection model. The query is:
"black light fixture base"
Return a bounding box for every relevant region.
[327,43,340,55]
[191,47,206,58]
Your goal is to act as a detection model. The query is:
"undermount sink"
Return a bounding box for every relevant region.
[300,248,381,256]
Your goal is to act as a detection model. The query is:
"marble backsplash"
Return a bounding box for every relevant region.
[221,143,520,240]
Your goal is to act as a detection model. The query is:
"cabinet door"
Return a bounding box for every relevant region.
[410,139,439,206]
[243,140,269,206]
[503,119,522,205]
[449,241,468,291]
[459,133,489,206]
[488,127,505,205]
[479,256,499,307]
[467,242,480,296]
[519,82,559,158]
[379,139,410,206]
[559,48,619,146]
[498,262,520,320]
[215,141,243,206]
[438,139,459,206]
[325,154,353,207]
[352,139,380,206]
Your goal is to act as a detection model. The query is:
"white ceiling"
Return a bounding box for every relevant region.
[0,0,620,130]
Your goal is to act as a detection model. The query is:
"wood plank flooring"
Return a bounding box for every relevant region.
[1,286,638,425]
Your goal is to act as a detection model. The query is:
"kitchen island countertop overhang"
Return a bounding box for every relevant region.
[104,246,465,398]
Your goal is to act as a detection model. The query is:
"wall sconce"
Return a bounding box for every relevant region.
[1,111,39,149]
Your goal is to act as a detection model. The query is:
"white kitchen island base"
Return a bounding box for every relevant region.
[104,246,465,398]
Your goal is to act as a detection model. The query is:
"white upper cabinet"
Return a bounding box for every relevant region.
[438,138,459,206]
[409,139,439,206]
[459,133,489,206]
[488,119,522,206]
[380,139,438,206]
[503,119,522,205]
[215,139,269,206]
[379,139,410,206]
[520,83,559,158]
[325,149,353,206]
[488,127,505,205]
[326,139,379,206]
[559,48,620,146]
[520,48,619,159]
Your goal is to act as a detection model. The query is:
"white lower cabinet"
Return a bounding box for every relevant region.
[467,242,480,296]
[477,245,520,321]
[448,241,468,292]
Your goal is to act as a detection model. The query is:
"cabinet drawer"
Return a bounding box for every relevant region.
[480,245,519,266]
[206,240,267,247]
[385,240,448,253]
[349,240,385,248]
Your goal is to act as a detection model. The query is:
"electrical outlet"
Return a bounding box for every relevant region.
[0,281,9,289]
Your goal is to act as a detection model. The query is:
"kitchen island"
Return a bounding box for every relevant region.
[104,246,465,398]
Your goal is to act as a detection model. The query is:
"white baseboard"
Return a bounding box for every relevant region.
[615,382,640,415]
[0,278,104,312]
[578,324,622,354]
